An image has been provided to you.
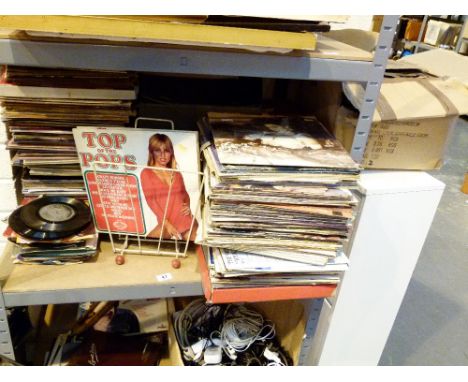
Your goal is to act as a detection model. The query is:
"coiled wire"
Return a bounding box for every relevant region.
[220,304,275,352]
[174,300,288,365]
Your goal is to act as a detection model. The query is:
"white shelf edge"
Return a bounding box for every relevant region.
[2,282,203,307]
[0,39,373,82]
[0,241,204,307]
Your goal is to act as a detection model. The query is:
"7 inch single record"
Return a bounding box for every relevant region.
[9,196,91,240]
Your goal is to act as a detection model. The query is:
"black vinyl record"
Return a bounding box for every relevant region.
[9,196,91,240]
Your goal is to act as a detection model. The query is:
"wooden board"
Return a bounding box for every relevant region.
[1,241,201,296]
[253,300,307,365]
[88,16,207,24]
[0,15,317,53]
[0,28,372,62]
[306,34,372,60]
[159,298,185,366]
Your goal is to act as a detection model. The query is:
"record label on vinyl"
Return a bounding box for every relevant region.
[38,203,76,222]
[9,196,92,240]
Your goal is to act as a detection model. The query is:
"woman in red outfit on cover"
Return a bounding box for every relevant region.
[140,134,198,241]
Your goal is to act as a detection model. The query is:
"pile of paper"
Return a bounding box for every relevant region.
[205,247,348,289]
[0,65,137,198]
[199,113,360,287]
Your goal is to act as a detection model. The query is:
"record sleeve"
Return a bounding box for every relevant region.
[204,114,360,169]
[73,126,201,241]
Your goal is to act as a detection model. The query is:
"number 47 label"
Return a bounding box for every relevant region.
[156,273,173,282]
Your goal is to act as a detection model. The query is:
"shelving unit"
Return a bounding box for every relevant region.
[409,15,468,54]
[0,16,436,366]
[0,16,398,162]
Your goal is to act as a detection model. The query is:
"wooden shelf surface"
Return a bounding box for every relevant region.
[0,240,203,306]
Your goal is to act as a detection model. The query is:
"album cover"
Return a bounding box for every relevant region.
[73,126,201,241]
[204,114,360,169]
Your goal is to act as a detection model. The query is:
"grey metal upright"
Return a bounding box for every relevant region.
[414,15,430,54]
[350,15,399,162]
[302,15,400,363]
[455,16,468,53]
[0,287,14,360]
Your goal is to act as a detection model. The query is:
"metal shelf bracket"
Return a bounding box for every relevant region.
[0,287,15,360]
[350,15,399,163]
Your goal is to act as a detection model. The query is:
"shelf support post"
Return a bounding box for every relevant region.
[350,15,399,163]
[455,16,468,53]
[414,15,429,54]
[298,298,325,365]
[0,287,15,360]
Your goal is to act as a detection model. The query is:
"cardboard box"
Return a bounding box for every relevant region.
[398,48,468,89]
[461,173,468,194]
[372,16,384,33]
[404,18,423,41]
[337,77,468,170]
[336,107,456,169]
[171,296,308,365]
[423,19,462,47]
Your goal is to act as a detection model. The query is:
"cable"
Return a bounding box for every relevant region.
[173,299,204,352]
[173,299,224,361]
[173,301,291,366]
[220,304,276,353]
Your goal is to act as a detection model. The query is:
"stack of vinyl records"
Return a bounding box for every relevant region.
[198,113,360,289]
[0,65,137,198]
[4,196,98,265]
[0,114,17,254]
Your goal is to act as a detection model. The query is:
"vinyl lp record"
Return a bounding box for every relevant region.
[9,196,91,240]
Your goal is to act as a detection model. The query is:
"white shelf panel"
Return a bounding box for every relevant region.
[359,170,446,195]
[1,241,203,307]
[0,35,373,82]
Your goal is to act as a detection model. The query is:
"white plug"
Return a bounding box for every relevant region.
[191,339,207,361]
[225,345,237,360]
[204,346,222,365]
[263,347,281,364]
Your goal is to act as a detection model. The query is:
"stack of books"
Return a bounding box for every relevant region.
[0,65,137,198]
[198,113,360,301]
